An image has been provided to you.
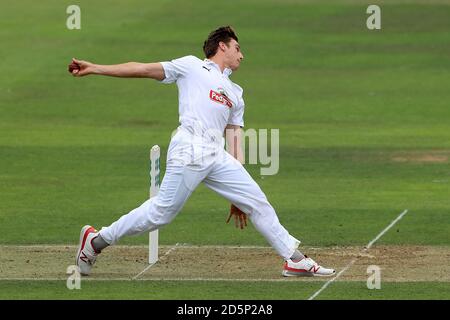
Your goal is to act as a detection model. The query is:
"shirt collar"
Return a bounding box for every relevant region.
[204,58,233,77]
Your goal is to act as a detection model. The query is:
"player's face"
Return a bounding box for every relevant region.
[224,39,244,71]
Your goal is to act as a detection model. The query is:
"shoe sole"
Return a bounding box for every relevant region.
[75,225,95,276]
[282,270,336,277]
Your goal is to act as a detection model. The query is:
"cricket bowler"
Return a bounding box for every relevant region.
[69,26,335,277]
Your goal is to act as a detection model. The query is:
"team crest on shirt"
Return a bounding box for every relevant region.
[209,87,233,108]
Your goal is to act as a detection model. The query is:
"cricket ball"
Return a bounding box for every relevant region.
[68,62,80,73]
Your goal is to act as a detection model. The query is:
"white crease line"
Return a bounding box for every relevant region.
[132,263,157,280]
[0,244,272,249]
[0,277,323,282]
[132,243,180,280]
[308,209,409,301]
[366,209,409,250]
[307,258,357,301]
[171,245,272,249]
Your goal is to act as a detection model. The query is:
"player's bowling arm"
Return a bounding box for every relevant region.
[70,58,165,80]
[91,62,165,80]
[224,124,244,164]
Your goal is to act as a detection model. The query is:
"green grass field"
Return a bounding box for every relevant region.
[1,0,449,300]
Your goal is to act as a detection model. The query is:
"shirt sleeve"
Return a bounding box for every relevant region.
[228,95,245,127]
[159,55,196,84]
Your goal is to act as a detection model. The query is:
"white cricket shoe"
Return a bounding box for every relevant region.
[282,256,336,277]
[75,225,100,276]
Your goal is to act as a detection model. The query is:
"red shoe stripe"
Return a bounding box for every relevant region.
[283,264,309,273]
[80,227,96,252]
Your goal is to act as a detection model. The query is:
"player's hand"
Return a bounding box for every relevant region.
[68,58,95,77]
[226,204,247,229]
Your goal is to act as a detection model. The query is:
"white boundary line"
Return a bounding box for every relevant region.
[307,209,409,300]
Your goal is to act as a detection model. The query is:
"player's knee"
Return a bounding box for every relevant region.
[151,199,184,224]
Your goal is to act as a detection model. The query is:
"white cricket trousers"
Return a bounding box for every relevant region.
[100,128,300,260]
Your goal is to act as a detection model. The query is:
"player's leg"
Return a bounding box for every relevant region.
[203,152,335,277]
[98,162,204,245]
[76,131,209,275]
[203,154,298,259]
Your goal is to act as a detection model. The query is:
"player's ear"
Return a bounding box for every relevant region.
[218,41,227,52]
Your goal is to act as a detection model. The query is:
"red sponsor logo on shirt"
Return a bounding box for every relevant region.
[209,90,233,108]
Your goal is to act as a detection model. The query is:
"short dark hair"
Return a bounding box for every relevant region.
[203,26,238,58]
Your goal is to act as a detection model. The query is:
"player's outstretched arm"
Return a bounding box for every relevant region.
[68,58,165,80]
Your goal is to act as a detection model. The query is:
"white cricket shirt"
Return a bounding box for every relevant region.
[159,55,245,141]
